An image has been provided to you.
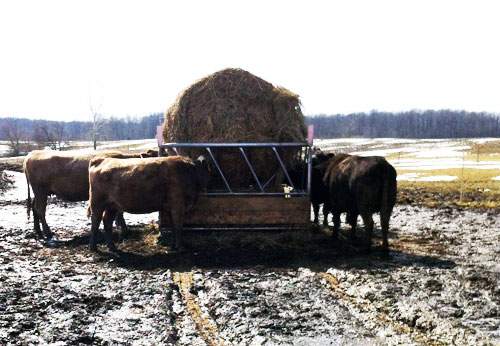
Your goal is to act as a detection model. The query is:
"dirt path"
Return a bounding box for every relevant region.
[0,170,499,345]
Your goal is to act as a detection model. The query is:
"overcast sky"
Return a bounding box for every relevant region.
[1,0,499,121]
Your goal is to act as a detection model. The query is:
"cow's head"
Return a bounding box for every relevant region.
[195,155,211,190]
[140,149,161,158]
[312,151,334,166]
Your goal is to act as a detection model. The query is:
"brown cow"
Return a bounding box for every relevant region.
[23,150,157,240]
[322,153,397,253]
[87,155,210,252]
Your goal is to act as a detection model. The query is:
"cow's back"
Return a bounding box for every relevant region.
[89,156,201,214]
[349,156,397,213]
[24,151,94,201]
[325,154,397,214]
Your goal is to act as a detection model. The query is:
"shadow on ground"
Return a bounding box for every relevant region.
[48,226,456,273]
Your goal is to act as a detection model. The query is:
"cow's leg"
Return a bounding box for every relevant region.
[169,208,185,252]
[31,198,44,239]
[312,201,320,223]
[103,209,118,252]
[347,212,358,241]
[157,210,173,247]
[380,211,391,253]
[322,205,330,226]
[33,194,52,239]
[89,208,104,252]
[360,213,374,253]
[331,212,341,240]
[115,212,129,240]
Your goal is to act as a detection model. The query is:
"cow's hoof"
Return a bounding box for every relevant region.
[157,231,170,244]
[44,233,53,240]
[118,229,130,241]
[380,251,391,259]
[107,244,118,253]
[44,238,57,248]
[36,235,45,241]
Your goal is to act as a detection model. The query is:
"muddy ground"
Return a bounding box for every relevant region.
[0,168,499,345]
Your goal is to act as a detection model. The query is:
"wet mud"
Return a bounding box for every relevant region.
[0,170,499,345]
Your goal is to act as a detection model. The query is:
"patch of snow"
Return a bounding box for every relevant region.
[469,138,500,144]
[314,138,372,145]
[96,139,156,149]
[413,146,470,158]
[352,148,407,157]
[0,144,10,155]
[419,175,458,182]
[1,170,28,202]
[133,143,158,151]
[397,173,421,181]
[397,173,458,182]
[392,159,500,170]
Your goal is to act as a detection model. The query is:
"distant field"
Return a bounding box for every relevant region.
[3,137,500,207]
[316,138,500,207]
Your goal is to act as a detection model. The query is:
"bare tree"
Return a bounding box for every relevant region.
[1,120,25,156]
[34,121,68,150]
[90,100,106,150]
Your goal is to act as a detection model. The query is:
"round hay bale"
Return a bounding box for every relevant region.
[162,68,307,188]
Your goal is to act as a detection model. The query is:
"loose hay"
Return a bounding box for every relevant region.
[162,68,307,188]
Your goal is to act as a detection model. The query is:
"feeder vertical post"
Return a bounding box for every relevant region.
[156,125,163,156]
[307,126,314,196]
[156,125,164,234]
[460,150,465,202]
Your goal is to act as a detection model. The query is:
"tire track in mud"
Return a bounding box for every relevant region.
[317,272,444,346]
[173,271,228,346]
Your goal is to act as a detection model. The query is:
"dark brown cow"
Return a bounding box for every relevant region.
[23,150,157,239]
[322,154,397,253]
[139,149,159,158]
[311,151,334,225]
[87,156,210,252]
[289,151,334,225]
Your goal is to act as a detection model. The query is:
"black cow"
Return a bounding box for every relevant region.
[289,150,334,225]
[322,154,397,253]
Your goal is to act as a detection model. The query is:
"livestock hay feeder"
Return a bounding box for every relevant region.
[157,128,314,233]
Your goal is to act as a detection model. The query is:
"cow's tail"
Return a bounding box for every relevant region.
[380,167,397,218]
[23,164,32,220]
[86,206,91,218]
[381,179,390,214]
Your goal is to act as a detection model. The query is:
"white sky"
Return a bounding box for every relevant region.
[1,0,500,121]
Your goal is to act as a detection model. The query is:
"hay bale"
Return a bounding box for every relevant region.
[162,68,307,188]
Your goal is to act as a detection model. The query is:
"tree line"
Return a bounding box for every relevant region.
[2,109,500,156]
[0,114,163,156]
[307,110,500,139]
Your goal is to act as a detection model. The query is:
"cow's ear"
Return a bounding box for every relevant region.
[196,155,211,173]
[196,155,205,163]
